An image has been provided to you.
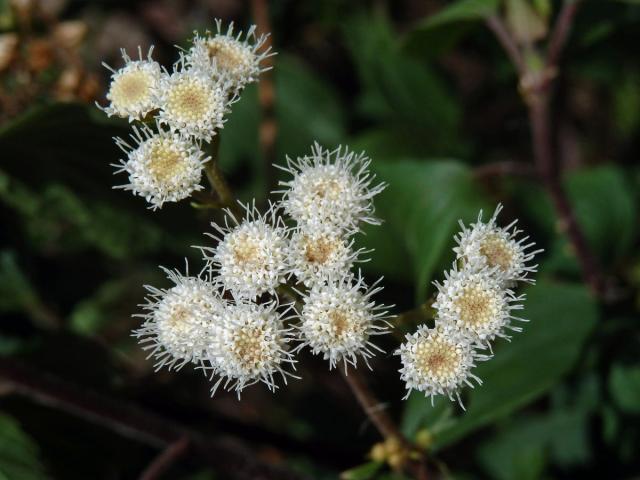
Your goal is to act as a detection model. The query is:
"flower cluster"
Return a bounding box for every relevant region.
[131,144,389,397]
[396,205,541,407]
[99,21,272,209]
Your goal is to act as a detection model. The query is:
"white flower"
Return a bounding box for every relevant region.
[156,60,230,141]
[276,143,386,233]
[454,204,543,285]
[113,124,209,209]
[396,325,486,407]
[204,202,288,299]
[287,227,365,287]
[296,273,391,370]
[99,46,161,121]
[133,266,223,371]
[185,19,273,90]
[432,266,525,348]
[208,299,297,397]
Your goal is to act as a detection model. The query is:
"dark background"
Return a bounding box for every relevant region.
[0,0,639,479]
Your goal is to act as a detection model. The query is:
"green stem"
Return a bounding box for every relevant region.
[202,135,242,216]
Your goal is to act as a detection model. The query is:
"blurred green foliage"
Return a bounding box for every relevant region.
[1,0,639,479]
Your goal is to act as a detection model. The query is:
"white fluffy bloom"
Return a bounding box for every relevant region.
[296,273,391,370]
[287,227,365,287]
[204,202,288,299]
[432,266,525,348]
[276,143,386,233]
[396,325,486,407]
[185,19,273,90]
[99,46,161,121]
[113,124,209,209]
[208,300,297,397]
[454,204,543,285]
[133,266,223,371]
[156,60,229,141]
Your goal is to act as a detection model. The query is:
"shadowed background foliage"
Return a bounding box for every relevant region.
[1,0,639,479]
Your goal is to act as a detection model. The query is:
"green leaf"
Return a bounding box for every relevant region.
[435,280,597,447]
[609,364,640,413]
[0,250,37,313]
[0,414,49,480]
[345,15,463,155]
[403,0,499,56]
[361,159,487,301]
[339,461,383,480]
[275,55,347,160]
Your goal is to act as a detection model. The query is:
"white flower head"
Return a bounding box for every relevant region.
[208,299,298,397]
[454,204,543,285]
[296,273,391,371]
[204,201,289,299]
[432,266,526,348]
[99,46,161,121]
[276,143,386,234]
[185,19,273,91]
[133,265,223,371]
[396,324,487,408]
[113,124,209,209]
[287,226,366,287]
[156,59,230,141]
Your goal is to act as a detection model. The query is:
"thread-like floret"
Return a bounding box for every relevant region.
[454,204,543,285]
[276,143,386,233]
[133,266,223,371]
[296,273,391,370]
[396,325,487,407]
[113,124,209,209]
[99,46,161,121]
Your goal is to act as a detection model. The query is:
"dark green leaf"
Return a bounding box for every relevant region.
[362,159,487,301]
[0,414,49,480]
[339,461,382,480]
[609,364,640,413]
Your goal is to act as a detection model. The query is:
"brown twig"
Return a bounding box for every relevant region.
[251,0,278,194]
[486,1,604,296]
[485,15,525,75]
[0,358,307,480]
[341,369,429,480]
[341,368,401,441]
[547,0,582,69]
[139,436,190,480]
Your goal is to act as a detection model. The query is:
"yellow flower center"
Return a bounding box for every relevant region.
[479,233,515,271]
[414,336,461,381]
[455,285,498,329]
[231,233,261,265]
[233,326,267,370]
[206,37,254,77]
[304,235,335,265]
[109,69,154,111]
[147,139,188,184]
[165,77,210,123]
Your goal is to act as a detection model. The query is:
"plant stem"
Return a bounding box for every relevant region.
[139,436,190,480]
[203,135,242,216]
[485,1,604,297]
[341,369,429,480]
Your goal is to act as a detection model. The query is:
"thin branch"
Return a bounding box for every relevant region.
[547,0,582,69]
[341,369,429,480]
[485,15,525,74]
[139,436,190,480]
[0,358,307,480]
[341,368,401,441]
[251,0,278,195]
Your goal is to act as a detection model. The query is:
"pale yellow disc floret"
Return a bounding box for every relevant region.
[146,137,190,184]
[205,36,256,80]
[411,333,463,385]
[164,76,212,125]
[303,234,337,265]
[479,233,516,272]
[108,69,155,113]
[229,324,274,373]
[454,284,499,331]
